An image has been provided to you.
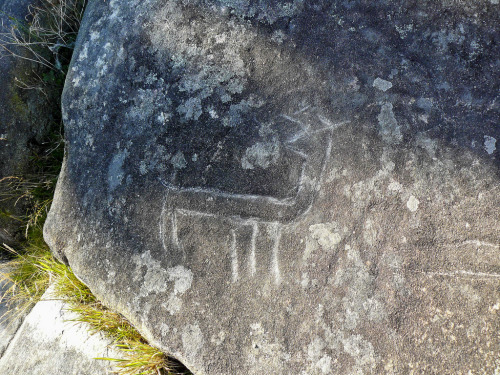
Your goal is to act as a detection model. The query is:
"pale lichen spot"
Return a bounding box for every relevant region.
[182,323,204,361]
[363,218,377,247]
[210,331,226,346]
[388,180,403,192]
[84,134,94,147]
[309,223,342,251]
[107,150,128,191]
[301,272,310,288]
[163,294,182,315]
[373,77,393,92]
[139,161,148,175]
[241,142,280,169]
[171,151,187,169]
[484,135,497,155]
[90,30,100,41]
[168,265,193,295]
[377,103,402,143]
[78,42,89,61]
[406,195,420,212]
[177,97,202,121]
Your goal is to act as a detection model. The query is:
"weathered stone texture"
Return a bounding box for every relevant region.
[0,286,123,374]
[45,0,499,374]
[0,263,24,357]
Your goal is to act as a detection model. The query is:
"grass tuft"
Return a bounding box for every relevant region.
[1,234,192,375]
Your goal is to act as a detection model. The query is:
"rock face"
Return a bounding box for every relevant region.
[0,0,54,246]
[0,286,123,374]
[45,1,499,374]
[0,263,25,357]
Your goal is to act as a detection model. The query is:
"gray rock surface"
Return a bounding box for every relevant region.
[0,262,24,357]
[45,0,499,374]
[0,286,123,374]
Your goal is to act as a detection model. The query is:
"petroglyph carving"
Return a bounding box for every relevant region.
[158,108,347,283]
[158,108,346,223]
[160,205,285,285]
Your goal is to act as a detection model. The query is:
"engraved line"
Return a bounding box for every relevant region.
[160,186,298,206]
[316,114,350,129]
[250,220,258,277]
[176,209,220,219]
[320,137,334,185]
[285,130,308,145]
[171,209,179,249]
[456,240,499,249]
[419,270,500,279]
[271,222,282,285]
[311,120,351,133]
[280,114,311,133]
[284,144,309,160]
[159,199,168,252]
[173,208,273,227]
[292,135,334,220]
[293,105,311,115]
[231,229,239,283]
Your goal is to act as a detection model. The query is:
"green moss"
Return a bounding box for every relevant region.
[8,88,29,122]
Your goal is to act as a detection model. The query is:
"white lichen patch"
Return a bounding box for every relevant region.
[377,103,402,144]
[210,331,226,346]
[167,265,193,295]
[160,323,170,337]
[246,322,291,370]
[335,246,386,327]
[177,97,202,121]
[484,135,497,155]
[301,272,310,288]
[406,195,420,212]
[84,134,94,147]
[132,251,193,314]
[387,180,403,192]
[182,323,204,362]
[171,151,187,169]
[132,251,169,297]
[241,141,280,169]
[107,149,129,191]
[342,334,376,371]
[309,223,342,252]
[307,337,332,374]
[363,218,377,247]
[372,78,393,92]
[163,294,182,315]
[78,42,89,61]
[416,97,433,112]
[416,133,438,158]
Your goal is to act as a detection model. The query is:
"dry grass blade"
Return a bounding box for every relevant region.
[0,243,53,321]
[0,0,88,71]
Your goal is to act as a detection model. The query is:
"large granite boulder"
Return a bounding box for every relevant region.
[45,0,499,374]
